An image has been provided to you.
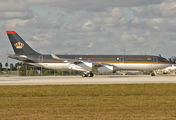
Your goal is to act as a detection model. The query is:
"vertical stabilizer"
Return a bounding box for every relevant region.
[6,31,40,55]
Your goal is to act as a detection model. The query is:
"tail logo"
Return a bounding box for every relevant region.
[14,42,24,49]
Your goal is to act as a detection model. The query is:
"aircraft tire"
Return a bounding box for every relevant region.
[90,73,94,77]
[82,74,87,77]
[87,73,91,77]
[87,73,94,77]
[151,73,155,76]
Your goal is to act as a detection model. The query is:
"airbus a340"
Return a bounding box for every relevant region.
[6,31,172,77]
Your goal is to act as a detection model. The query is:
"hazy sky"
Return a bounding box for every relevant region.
[0,0,176,66]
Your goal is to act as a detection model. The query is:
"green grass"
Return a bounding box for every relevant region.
[0,84,176,119]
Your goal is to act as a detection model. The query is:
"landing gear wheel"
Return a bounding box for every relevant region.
[87,73,94,77]
[82,74,87,77]
[90,73,94,77]
[87,73,91,77]
[151,73,155,76]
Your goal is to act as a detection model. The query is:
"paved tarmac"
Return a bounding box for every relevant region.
[0,75,176,85]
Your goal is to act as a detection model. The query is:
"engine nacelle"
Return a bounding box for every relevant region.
[98,65,115,73]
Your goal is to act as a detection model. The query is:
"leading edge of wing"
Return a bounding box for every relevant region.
[51,54,112,66]
[51,54,82,64]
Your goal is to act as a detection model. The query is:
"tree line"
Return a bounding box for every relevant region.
[0,62,80,76]
[0,62,28,71]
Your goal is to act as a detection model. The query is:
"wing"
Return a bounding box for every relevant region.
[51,54,82,64]
[51,54,111,67]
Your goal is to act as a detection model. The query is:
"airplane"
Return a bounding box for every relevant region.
[162,65,176,74]
[6,31,172,77]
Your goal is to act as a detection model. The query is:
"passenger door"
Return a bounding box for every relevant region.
[153,57,158,64]
[120,57,124,63]
[38,56,43,62]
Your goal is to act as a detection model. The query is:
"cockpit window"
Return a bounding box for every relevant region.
[163,58,168,61]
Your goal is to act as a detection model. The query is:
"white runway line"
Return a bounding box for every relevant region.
[0,75,176,85]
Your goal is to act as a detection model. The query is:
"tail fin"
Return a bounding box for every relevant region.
[6,31,40,55]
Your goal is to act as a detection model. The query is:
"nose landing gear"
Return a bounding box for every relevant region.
[151,71,156,76]
[151,73,155,76]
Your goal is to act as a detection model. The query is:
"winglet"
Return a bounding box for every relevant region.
[51,54,60,60]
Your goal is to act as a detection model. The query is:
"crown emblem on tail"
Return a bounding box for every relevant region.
[14,42,24,49]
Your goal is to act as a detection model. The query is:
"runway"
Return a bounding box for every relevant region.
[0,75,176,85]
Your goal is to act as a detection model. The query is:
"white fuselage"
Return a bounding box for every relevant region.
[29,62,171,72]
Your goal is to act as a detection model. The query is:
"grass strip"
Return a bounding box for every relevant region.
[0,84,176,119]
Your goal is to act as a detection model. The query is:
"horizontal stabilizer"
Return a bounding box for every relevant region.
[5,54,27,60]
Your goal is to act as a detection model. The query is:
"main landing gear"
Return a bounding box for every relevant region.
[82,71,94,77]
